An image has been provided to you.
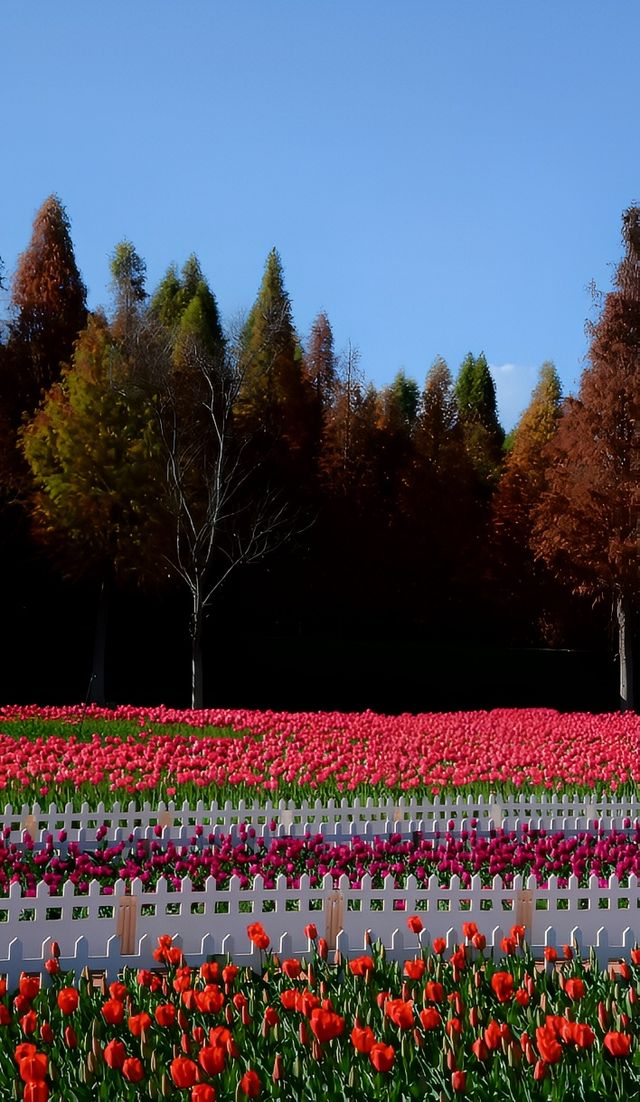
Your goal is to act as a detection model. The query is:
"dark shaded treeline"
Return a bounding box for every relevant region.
[0,197,632,711]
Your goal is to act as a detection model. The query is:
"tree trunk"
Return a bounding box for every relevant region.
[616,592,635,711]
[191,604,204,710]
[91,577,111,706]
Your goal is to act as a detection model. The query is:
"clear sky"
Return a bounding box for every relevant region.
[2,1,639,428]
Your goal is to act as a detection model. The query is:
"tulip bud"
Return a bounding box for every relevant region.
[241,1005,252,1027]
[299,1020,309,1046]
[469,1007,479,1029]
[446,1049,457,1072]
[474,971,483,989]
[312,1040,323,1062]
[272,1053,284,1082]
[51,941,61,959]
[534,1060,548,1081]
[225,1003,234,1025]
[451,1070,466,1093]
[64,1025,77,1048]
[178,1009,188,1031]
[40,1022,54,1044]
[180,1032,190,1054]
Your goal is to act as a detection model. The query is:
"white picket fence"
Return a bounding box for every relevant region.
[5,792,640,846]
[0,871,637,985]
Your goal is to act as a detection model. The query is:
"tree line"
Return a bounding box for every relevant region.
[1,196,638,709]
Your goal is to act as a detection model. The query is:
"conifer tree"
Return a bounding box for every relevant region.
[454,352,504,483]
[533,208,640,708]
[9,195,87,412]
[305,312,337,407]
[109,240,147,337]
[491,362,563,642]
[149,263,182,327]
[236,248,315,469]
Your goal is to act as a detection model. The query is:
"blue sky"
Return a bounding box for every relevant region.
[2,2,639,428]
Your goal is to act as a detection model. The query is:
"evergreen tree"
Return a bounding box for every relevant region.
[236,248,316,471]
[149,263,182,327]
[454,352,504,483]
[9,195,87,412]
[109,240,147,337]
[149,256,224,361]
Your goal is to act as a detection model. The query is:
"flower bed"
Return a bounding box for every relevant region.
[0,706,639,806]
[4,925,640,1101]
[4,827,640,897]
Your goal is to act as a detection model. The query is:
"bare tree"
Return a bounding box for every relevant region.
[143,316,299,707]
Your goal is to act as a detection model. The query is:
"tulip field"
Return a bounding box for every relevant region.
[0,705,639,806]
[0,704,639,1098]
[4,925,640,1101]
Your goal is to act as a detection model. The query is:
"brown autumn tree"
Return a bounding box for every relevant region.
[532,207,640,708]
[8,195,87,414]
[491,362,564,642]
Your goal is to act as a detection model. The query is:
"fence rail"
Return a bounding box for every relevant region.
[4,793,640,846]
[0,871,637,985]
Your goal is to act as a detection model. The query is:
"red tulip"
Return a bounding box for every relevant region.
[351,1025,375,1053]
[192,1086,216,1102]
[309,1007,345,1042]
[199,1044,226,1076]
[171,1057,198,1088]
[24,1086,48,1102]
[385,999,414,1030]
[472,1038,489,1061]
[102,999,124,1025]
[425,981,444,1003]
[104,1040,126,1069]
[19,1052,48,1083]
[155,1003,176,1027]
[419,1007,442,1030]
[564,977,585,1001]
[349,956,374,976]
[122,1056,145,1082]
[128,1012,152,1036]
[369,1042,395,1072]
[490,971,514,1003]
[603,1032,632,1058]
[407,915,424,934]
[452,1070,467,1093]
[247,923,270,951]
[239,1069,261,1097]
[56,988,78,1015]
[404,958,425,981]
[282,959,302,979]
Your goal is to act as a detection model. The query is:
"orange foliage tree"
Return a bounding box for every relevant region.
[532,208,640,708]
